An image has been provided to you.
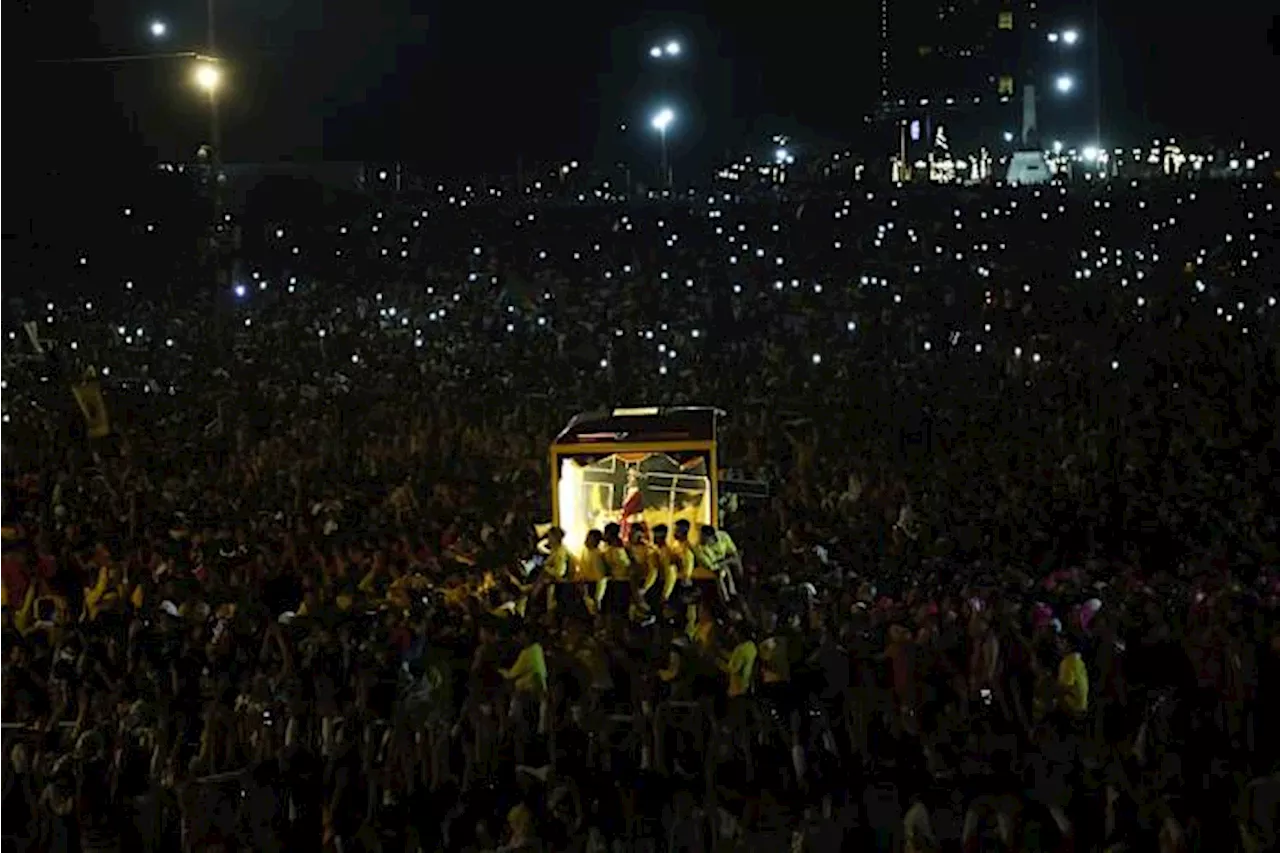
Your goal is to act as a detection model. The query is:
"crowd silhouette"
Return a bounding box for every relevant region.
[3,165,1278,852]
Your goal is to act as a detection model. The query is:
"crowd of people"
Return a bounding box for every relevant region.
[3,163,1278,852]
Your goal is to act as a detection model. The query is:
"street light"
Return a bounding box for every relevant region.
[149,20,168,39]
[194,61,221,93]
[1055,74,1074,94]
[649,41,681,59]
[192,58,224,213]
[651,107,675,188]
[1062,29,1080,45]
[664,40,681,56]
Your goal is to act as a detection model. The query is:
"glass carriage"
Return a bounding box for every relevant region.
[549,407,721,552]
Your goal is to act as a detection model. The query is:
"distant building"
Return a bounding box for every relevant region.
[878,0,1026,109]
[873,0,1083,160]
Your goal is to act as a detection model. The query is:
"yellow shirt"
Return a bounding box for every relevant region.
[502,642,548,696]
[687,614,715,650]
[577,546,606,583]
[1057,652,1089,714]
[84,566,125,620]
[544,545,574,581]
[633,543,667,593]
[442,584,470,608]
[722,641,758,698]
[710,532,740,565]
[666,541,696,583]
[628,542,655,584]
[603,545,632,581]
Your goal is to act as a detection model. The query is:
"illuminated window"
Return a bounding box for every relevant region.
[998,11,1014,29]
[998,75,1014,95]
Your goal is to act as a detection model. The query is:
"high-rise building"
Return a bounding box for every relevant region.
[879,0,1029,106]
[875,0,1098,158]
[874,0,1057,154]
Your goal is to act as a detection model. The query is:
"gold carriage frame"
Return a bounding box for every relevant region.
[549,407,721,552]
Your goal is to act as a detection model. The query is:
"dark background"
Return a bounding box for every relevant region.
[9,0,1279,175]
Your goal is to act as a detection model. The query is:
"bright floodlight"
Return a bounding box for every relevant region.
[1003,131,1014,142]
[1047,31,1060,43]
[1055,74,1074,93]
[1083,145,1099,162]
[1062,29,1080,45]
[149,20,168,38]
[664,41,681,56]
[649,46,663,58]
[651,108,675,132]
[194,62,221,93]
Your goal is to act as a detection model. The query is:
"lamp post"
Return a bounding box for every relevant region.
[205,0,222,214]
[651,107,675,188]
[1047,20,1100,154]
[193,61,222,179]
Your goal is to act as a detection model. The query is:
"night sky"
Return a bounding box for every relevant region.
[12,0,1279,174]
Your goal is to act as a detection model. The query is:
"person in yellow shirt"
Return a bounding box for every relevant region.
[632,525,670,612]
[646,524,680,606]
[720,625,758,699]
[501,627,549,761]
[668,520,697,585]
[701,526,742,581]
[627,525,656,615]
[84,563,127,621]
[600,523,632,617]
[501,633,549,698]
[681,522,732,603]
[1056,636,1089,717]
[577,529,606,614]
[687,604,717,660]
[541,526,575,614]
[701,525,740,601]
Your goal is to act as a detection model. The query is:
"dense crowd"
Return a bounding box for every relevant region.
[3,165,1279,852]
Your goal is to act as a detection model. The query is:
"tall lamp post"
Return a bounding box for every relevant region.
[204,0,223,213]
[193,60,223,186]
[651,107,675,189]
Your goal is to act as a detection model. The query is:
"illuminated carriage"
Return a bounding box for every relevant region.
[550,407,721,552]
